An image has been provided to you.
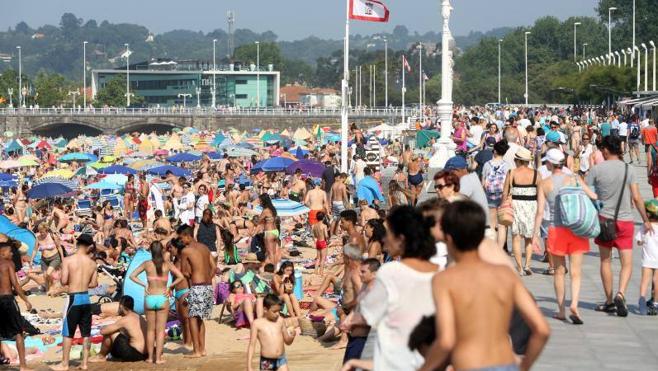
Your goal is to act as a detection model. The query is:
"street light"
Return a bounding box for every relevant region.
[255,41,260,109]
[622,49,627,66]
[642,43,649,91]
[68,90,80,108]
[417,43,423,121]
[196,87,201,108]
[632,0,636,67]
[212,39,217,108]
[615,51,621,67]
[124,43,131,107]
[634,45,641,95]
[650,41,656,91]
[573,22,581,62]
[525,31,531,105]
[16,46,22,108]
[583,43,588,61]
[177,93,191,108]
[608,7,617,55]
[498,39,503,104]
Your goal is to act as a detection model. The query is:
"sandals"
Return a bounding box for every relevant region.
[594,302,617,313]
[569,314,584,325]
[523,267,533,276]
[542,268,555,276]
[614,292,628,317]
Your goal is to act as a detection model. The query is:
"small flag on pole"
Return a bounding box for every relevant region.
[349,0,390,23]
[402,55,412,73]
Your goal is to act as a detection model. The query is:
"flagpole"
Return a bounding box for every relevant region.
[340,0,350,173]
[419,43,423,123]
[402,55,406,126]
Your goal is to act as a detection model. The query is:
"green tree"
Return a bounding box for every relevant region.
[93,76,144,107]
[33,72,70,107]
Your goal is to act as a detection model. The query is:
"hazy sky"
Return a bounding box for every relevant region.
[4,0,599,40]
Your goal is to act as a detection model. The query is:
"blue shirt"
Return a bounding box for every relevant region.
[356,176,384,205]
[600,122,611,137]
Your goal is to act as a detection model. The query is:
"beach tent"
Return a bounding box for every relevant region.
[4,139,24,154]
[163,133,183,151]
[138,137,155,153]
[415,130,440,148]
[293,127,312,141]
[113,139,129,156]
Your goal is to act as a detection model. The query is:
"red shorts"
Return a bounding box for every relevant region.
[650,176,658,197]
[316,240,327,250]
[594,217,634,250]
[547,226,590,256]
[309,210,321,225]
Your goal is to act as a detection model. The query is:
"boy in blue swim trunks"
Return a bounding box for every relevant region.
[247,294,296,371]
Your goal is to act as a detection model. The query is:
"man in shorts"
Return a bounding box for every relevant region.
[90,296,147,363]
[587,136,653,317]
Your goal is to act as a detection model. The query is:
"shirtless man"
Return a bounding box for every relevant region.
[53,234,98,371]
[152,210,172,233]
[340,210,366,253]
[170,176,184,219]
[289,170,306,203]
[358,200,379,227]
[0,242,33,371]
[305,179,329,226]
[329,173,350,234]
[420,201,549,371]
[247,294,296,371]
[89,296,147,363]
[51,201,69,232]
[177,225,216,358]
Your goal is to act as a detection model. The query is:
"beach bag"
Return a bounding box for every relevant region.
[555,179,600,238]
[485,162,507,196]
[598,165,627,242]
[497,198,514,227]
[629,123,640,139]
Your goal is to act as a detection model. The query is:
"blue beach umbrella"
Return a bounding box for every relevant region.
[147,165,191,178]
[260,157,296,172]
[60,152,98,163]
[167,153,201,163]
[27,183,73,199]
[98,165,138,175]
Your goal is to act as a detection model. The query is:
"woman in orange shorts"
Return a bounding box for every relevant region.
[533,149,598,325]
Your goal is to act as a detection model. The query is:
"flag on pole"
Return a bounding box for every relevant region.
[121,50,132,59]
[349,0,390,22]
[423,72,429,81]
[402,55,412,73]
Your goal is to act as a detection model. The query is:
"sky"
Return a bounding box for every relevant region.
[3,0,599,40]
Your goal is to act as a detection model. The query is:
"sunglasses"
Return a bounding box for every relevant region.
[233,283,243,288]
[434,183,450,190]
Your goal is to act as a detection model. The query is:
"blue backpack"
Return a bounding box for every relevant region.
[555,178,600,238]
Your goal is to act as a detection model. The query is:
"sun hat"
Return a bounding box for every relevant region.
[514,147,532,162]
[242,253,261,264]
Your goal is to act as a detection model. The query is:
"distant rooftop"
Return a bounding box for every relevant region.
[114,58,276,73]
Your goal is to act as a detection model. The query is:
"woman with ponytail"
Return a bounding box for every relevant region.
[129,241,184,364]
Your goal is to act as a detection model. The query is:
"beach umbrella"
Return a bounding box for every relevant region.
[102,174,129,185]
[0,160,22,170]
[86,180,124,190]
[17,157,39,167]
[0,180,17,189]
[285,159,325,177]
[129,159,163,171]
[35,140,51,150]
[41,169,74,179]
[59,152,97,163]
[27,183,73,199]
[206,152,223,160]
[98,165,138,175]
[147,165,191,177]
[4,139,24,155]
[33,177,79,190]
[254,199,310,217]
[415,130,440,148]
[167,153,201,163]
[250,160,265,174]
[0,173,16,181]
[154,149,169,156]
[55,138,68,148]
[74,166,98,177]
[211,134,226,147]
[225,146,257,158]
[260,157,296,172]
[0,215,36,258]
[294,146,308,160]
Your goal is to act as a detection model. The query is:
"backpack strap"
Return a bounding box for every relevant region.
[613,165,628,221]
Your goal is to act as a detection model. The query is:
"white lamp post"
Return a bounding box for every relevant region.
[255,41,260,109]
[68,90,80,108]
[622,49,627,66]
[196,87,201,108]
[615,51,621,67]
[178,93,191,108]
[498,39,502,104]
[642,43,649,91]
[583,43,588,60]
[417,43,423,121]
[429,0,456,169]
[650,41,656,91]
[124,43,131,107]
[577,62,582,72]
[83,41,88,109]
[634,46,641,95]
[632,0,636,67]
[610,53,616,65]
[608,7,616,55]
[16,46,22,108]
[212,39,217,108]
[573,22,581,62]
[524,31,531,105]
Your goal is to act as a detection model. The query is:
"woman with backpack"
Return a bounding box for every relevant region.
[481,140,510,251]
[532,149,597,325]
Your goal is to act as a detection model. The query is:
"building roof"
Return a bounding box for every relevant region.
[280,85,339,102]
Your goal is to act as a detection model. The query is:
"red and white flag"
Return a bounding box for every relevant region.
[402,55,412,73]
[349,0,390,22]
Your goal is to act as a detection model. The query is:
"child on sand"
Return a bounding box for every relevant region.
[635,199,658,315]
[0,242,33,371]
[247,294,296,371]
[312,212,329,276]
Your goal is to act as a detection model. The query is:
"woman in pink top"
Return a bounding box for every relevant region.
[452,121,468,153]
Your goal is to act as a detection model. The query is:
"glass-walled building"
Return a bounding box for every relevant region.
[91,59,280,107]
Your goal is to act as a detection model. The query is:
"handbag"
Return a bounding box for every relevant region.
[497,170,514,227]
[597,164,628,242]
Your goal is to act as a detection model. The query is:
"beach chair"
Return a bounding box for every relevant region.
[100,188,116,197]
[75,199,93,217]
[103,195,124,213]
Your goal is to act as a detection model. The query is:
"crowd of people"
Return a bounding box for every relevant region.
[0,104,656,371]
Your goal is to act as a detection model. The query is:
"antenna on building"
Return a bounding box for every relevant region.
[227,11,235,60]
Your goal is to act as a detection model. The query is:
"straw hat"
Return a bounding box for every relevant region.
[514,147,532,162]
[242,253,260,264]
